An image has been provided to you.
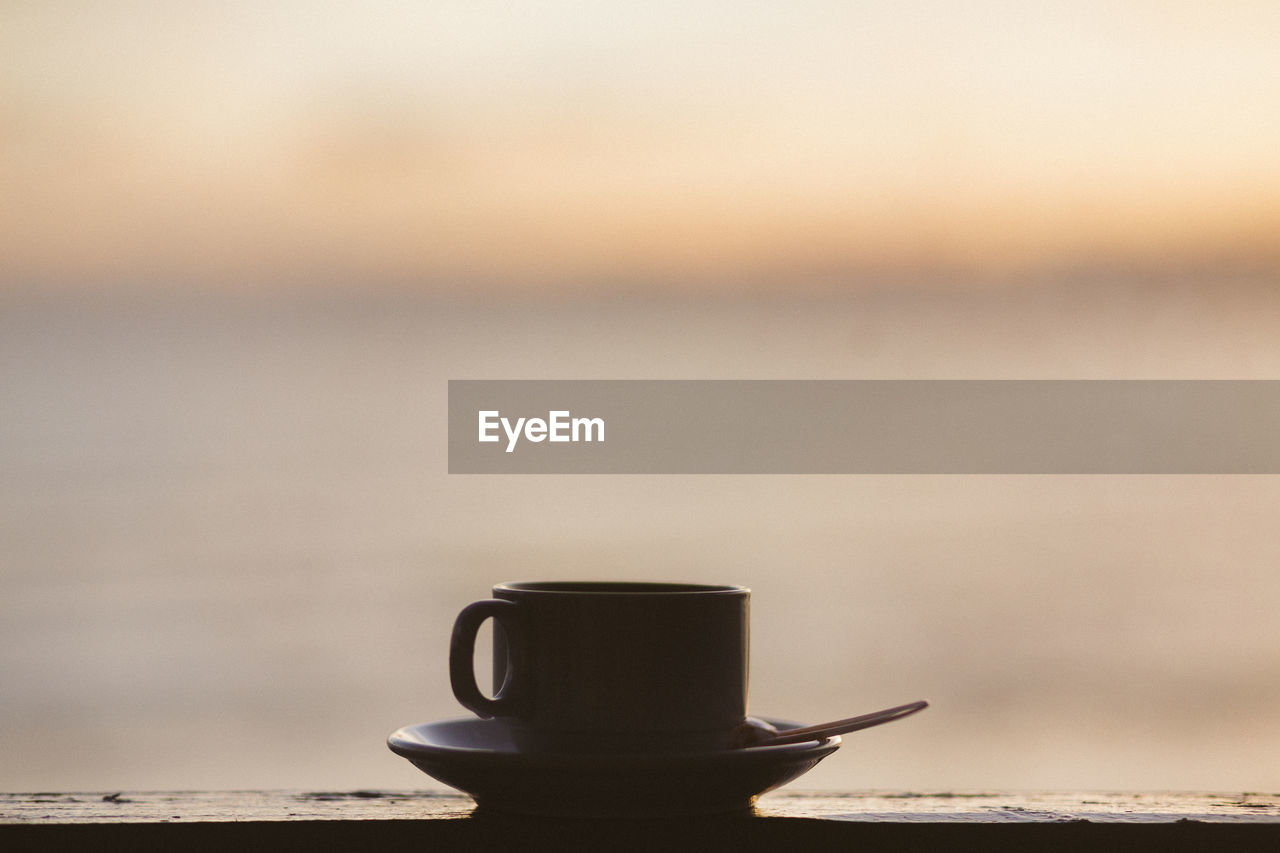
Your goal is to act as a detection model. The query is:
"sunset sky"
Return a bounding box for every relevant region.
[6,3,1280,797]
[4,1,1279,291]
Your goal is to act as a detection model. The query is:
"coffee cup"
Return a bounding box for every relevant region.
[449,581,749,754]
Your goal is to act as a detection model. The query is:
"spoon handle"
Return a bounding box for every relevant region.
[757,699,928,746]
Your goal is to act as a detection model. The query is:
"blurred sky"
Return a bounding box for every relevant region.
[4,3,1280,794]
[4,1,1280,292]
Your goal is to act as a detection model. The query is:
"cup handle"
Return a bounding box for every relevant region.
[449,599,522,718]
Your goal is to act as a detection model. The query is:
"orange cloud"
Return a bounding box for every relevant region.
[4,3,1279,292]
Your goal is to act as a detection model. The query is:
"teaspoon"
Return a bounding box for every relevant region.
[731,699,928,748]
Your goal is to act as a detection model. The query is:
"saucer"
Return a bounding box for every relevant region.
[387,716,840,818]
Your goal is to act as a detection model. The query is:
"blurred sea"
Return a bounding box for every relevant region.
[3,279,1280,793]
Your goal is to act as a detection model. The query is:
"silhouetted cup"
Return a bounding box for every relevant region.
[449,581,750,754]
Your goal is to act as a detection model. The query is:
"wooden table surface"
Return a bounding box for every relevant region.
[3,789,1279,851]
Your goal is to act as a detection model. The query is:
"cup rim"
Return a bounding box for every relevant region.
[494,581,748,596]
